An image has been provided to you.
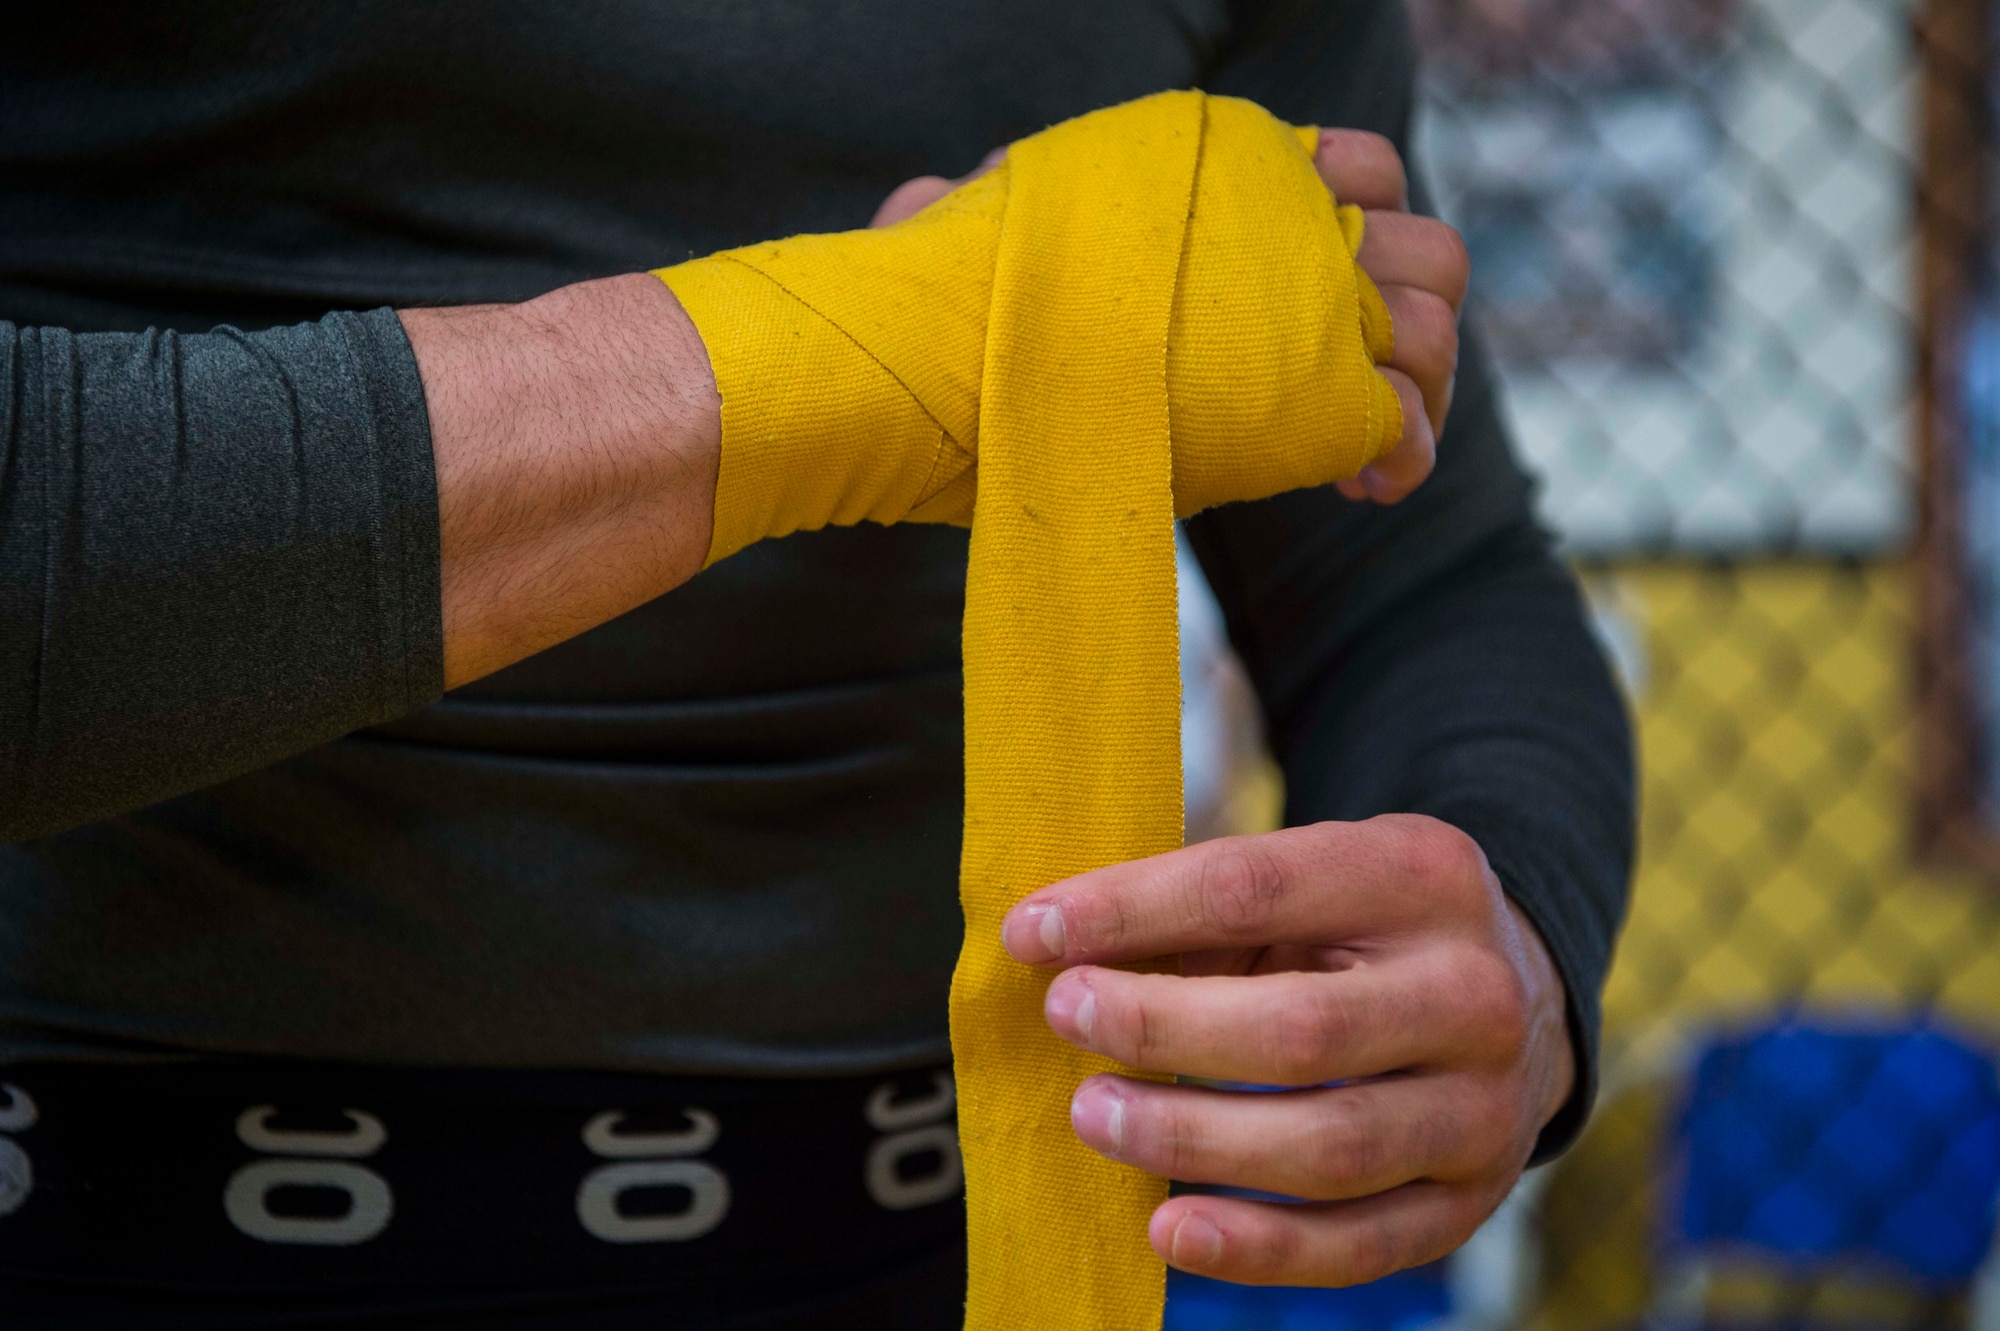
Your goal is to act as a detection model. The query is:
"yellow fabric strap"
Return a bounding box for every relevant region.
[656,90,1400,1331]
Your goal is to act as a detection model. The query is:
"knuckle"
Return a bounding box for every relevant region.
[1411,819,1492,903]
[1443,946,1531,1054]
[1440,823,1491,885]
[1193,838,1291,941]
[1107,986,1157,1064]
[1482,965,1536,1051]
[1089,883,1145,955]
[1267,992,1343,1084]
[1304,1098,1384,1191]
[1379,819,1437,885]
[1152,1097,1203,1177]
[1431,1103,1484,1174]
[1377,816,1477,892]
[1458,933,1518,996]
[1239,1215,1299,1284]
[1342,1218,1402,1285]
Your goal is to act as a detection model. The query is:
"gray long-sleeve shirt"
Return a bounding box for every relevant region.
[0,0,1631,1157]
[2,314,440,836]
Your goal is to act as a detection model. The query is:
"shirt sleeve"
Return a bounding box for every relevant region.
[1194,0,1637,1161]
[0,308,444,843]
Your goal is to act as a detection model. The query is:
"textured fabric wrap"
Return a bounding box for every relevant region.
[656,89,1399,1331]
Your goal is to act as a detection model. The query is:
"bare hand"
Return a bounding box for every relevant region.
[871,129,1467,506]
[999,815,1574,1287]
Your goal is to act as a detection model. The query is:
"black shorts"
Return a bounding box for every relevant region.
[0,1059,966,1329]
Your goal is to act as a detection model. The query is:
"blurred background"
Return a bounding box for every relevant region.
[1170,0,2000,1325]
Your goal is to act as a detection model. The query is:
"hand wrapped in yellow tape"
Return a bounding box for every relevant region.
[656,90,1404,567]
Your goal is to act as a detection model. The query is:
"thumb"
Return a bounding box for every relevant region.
[870,148,1008,228]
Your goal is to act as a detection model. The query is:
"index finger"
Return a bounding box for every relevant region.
[1313,129,1408,212]
[999,816,1489,967]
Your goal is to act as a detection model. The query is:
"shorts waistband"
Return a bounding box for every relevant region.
[0,1059,962,1293]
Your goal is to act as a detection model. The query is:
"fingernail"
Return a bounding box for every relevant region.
[1070,1079,1127,1158]
[1044,972,1096,1045]
[1171,1215,1224,1270]
[1003,903,1065,964]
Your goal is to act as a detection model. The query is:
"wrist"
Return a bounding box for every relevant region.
[405,273,721,688]
[494,273,722,530]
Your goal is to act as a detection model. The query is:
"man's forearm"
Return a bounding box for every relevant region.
[401,273,720,688]
[0,279,722,841]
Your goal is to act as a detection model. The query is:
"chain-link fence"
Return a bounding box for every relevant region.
[1417,0,1917,557]
[1171,1,2000,1326]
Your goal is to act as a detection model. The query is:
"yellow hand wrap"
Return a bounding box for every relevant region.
[655,90,1400,1331]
